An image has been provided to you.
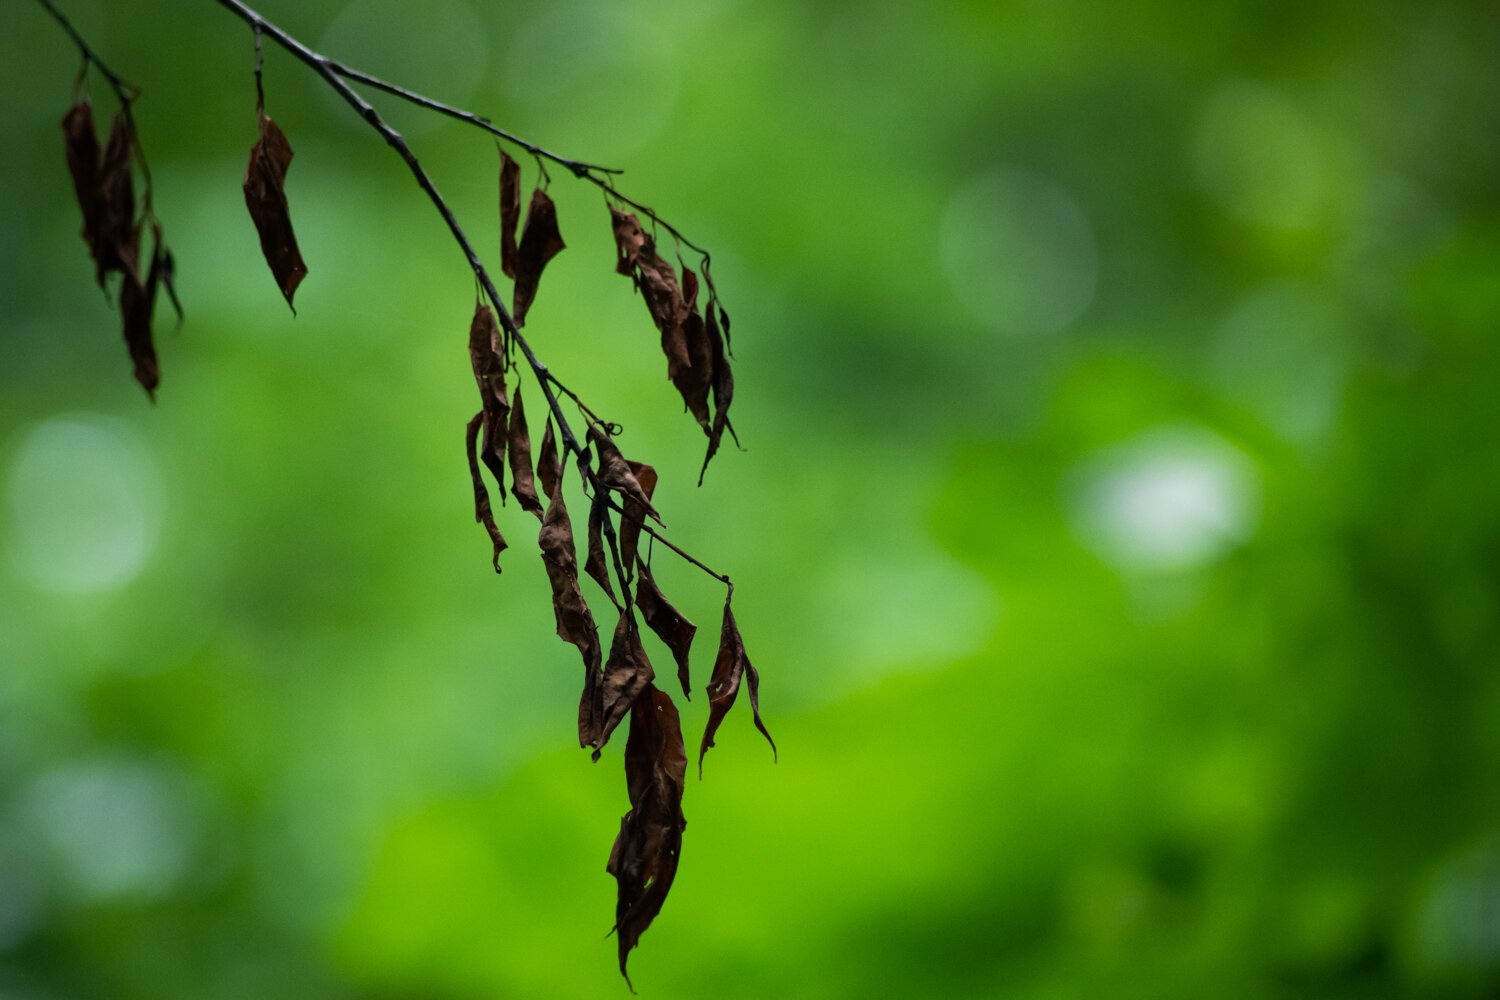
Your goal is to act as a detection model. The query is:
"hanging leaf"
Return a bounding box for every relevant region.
[636,562,695,700]
[538,477,603,744]
[698,601,775,776]
[699,301,736,483]
[118,272,158,398]
[507,381,544,519]
[512,188,565,326]
[61,99,102,266]
[242,109,307,310]
[465,413,507,571]
[610,208,690,382]
[607,683,687,988]
[499,150,521,279]
[673,268,714,433]
[585,490,621,608]
[467,301,510,492]
[618,460,657,572]
[588,422,659,524]
[538,417,560,501]
[583,610,655,758]
[96,111,139,286]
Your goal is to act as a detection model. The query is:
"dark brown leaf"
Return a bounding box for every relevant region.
[698,301,736,484]
[619,461,657,571]
[538,480,602,744]
[698,601,775,776]
[607,683,687,987]
[610,208,691,379]
[507,381,544,520]
[584,610,655,757]
[611,207,649,276]
[588,423,660,524]
[61,99,101,264]
[636,562,696,700]
[512,188,565,326]
[96,111,139,286]
[499,150,521,279]
[243,110,307,310]
[674,268,713,432]
[538,418,560,501]
[118,271,158,398]
[465,412,507,571]
[467,302,510,492]
[585,490,620,608]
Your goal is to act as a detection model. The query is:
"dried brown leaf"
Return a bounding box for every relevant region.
[584,610,655,757]
[585,490,620,608]
[636,562,696,700]
[610,208,691,379]
[607,683,687,987]
[118,271,158,398]
[507,381,544,520]
[674,267,713,432]
[465,412,507,571]
[96,111,139,286]
[538,481,602,743]
[467,301,510,491]
[698,601,775,776]
[699,301,736,483]
[61,99,101,263]
[538,418,560,501]
[499,150,521,279]
[512,188,565,326]
[619,460,657,571]
[243,110,307,310]
[611,207,649,276]
[588,423,659,524]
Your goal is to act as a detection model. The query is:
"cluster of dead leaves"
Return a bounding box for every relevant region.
[61,96,179,398]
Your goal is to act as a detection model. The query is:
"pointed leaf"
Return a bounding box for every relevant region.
[243,110,307,309]
[588,423,659,523]
[699,301,736,483]
[467,301,510,491]
[636,562,696,700]
[61,99,101,264]
[585,490,620,608]
[698,601,775,776]
[619,460,657,571]
[465,413,507,571]
[538,480,602,745]
[673,267,713,432]
[507,381,544,519]
[499,150,521,279]
[607,683,687,987]
[96,111,139,286]
[118,271,158,398]
[538,418,560,501]
[512,188,565,326]
[585,610,655,757]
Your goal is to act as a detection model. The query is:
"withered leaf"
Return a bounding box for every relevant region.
[610,209,691,380]
[674,267,714,433]
[512,188,565,326]
[538,418,560,501]
[467,301,510,492]
[465,412,507,571]
[607,683,687,987]
[538,479,602,739]
[499,150,521,279]
[118,272,158,398]
[507,381,544,520]
[61,99,101,262]
[583,610,656,758]
[698,601,775,776]
[635,562,696,700]
[698,301,736,484]
[243,110,308,310]
[588,423,660,524]
[96,111,139,286]
[611,207,648,276]
[619,460,657,572]
[585,490,620,608]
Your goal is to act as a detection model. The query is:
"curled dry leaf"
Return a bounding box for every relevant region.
[588,423,660,524]
[618,460,657,572]
[467,301,510,493]
[243,109,308,310]
[465,413,508,571]
[61,99,101,264]
[507,381,544,520]
[97,111,139,286]
[610,208,690,380]
[538,477,603,743]
[607,683,687,988]
[675,268,714,433]
[583,610,656,759]
[699,601,775,776]
[537,418,560,502]
[118,272,159,398]
[585,490,621,609]
[512,188,565,326]
[499,150,521,279]
[635,562,695,700]
[699,301,736,483]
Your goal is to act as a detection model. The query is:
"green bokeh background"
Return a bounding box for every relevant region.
[3,1,1499,996]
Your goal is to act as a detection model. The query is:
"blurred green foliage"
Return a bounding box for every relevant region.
[2,0,1499,996]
